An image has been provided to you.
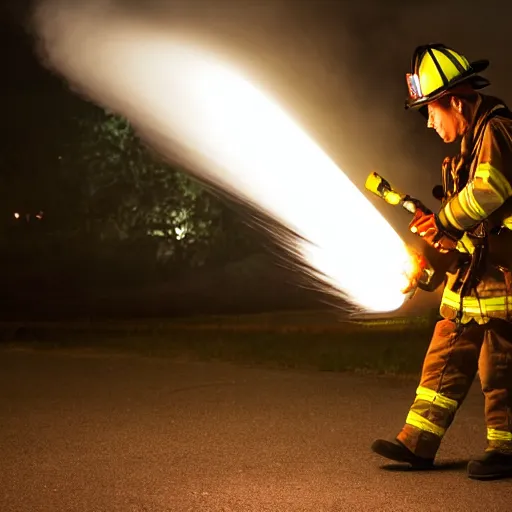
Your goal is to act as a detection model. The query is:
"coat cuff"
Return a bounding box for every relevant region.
[437,209,464,240]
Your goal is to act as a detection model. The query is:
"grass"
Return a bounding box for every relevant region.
[0,311,435,376]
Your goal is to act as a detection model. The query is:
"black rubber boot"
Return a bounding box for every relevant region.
[467,451,512,480]
[371,439,435,469]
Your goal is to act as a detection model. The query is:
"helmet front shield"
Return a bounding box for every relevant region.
[406,73,423,101]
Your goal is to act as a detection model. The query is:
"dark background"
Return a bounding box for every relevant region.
[1,0,511,320]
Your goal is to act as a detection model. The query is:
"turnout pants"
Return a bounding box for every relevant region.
[397,318,512,459]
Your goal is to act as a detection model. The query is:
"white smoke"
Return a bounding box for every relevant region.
[30,0,417,312]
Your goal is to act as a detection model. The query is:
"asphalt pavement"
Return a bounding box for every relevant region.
[1,346,510,512]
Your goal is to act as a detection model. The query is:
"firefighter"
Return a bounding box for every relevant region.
[371,43,512,480]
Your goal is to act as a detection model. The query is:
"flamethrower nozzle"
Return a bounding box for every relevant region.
[365,172,402,206]
[365,172,432,215]
[364,172,438,295]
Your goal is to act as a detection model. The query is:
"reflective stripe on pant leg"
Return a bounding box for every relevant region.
[415,386,459,411]
[488,429,512,441]
[405,411,445,437]
[405,386,459,438]
[487,429,512,453]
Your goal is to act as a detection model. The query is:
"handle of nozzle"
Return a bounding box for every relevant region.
[401,196,433,216]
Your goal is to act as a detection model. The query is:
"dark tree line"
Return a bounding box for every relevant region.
[1,49,263,290]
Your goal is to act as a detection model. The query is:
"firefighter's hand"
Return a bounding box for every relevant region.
[401,269,421,300]
[409,209,458,254]
[401,278,418,297]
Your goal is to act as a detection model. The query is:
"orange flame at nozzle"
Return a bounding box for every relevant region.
[401,248,430,295]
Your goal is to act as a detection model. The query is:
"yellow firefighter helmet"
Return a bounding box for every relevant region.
[405,43,490,111]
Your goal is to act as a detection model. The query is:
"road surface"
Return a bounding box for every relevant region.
[0,346,510,511]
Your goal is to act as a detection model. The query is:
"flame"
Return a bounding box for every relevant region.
[33,11,416,312]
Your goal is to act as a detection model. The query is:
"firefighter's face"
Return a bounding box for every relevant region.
[426,98,464,143]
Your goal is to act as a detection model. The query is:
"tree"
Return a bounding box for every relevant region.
[56,106,258,269]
